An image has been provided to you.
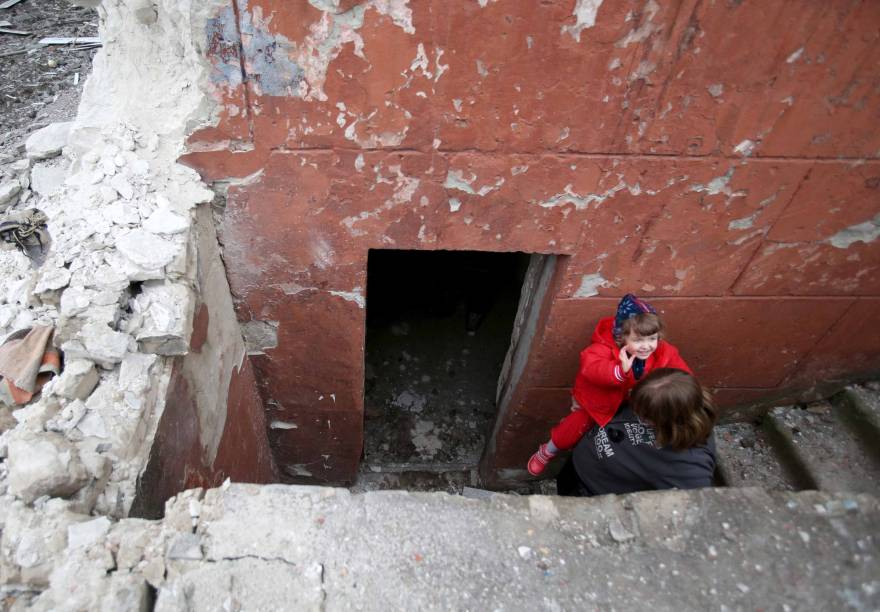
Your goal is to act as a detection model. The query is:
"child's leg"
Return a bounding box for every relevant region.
[549,405,596,451]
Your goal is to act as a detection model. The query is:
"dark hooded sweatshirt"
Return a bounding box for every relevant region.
[571,403,716,496]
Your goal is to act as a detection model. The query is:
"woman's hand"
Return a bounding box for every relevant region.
[619,346,635,374]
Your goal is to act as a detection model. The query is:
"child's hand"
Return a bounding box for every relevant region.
[619,347,635,374]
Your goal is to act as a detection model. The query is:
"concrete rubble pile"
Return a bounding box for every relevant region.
[1,0,227,605]
[0,121,215,600]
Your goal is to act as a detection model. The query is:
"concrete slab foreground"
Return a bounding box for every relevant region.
[150,484,880,611]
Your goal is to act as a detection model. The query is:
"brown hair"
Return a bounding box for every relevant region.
[615,312,663,346]
[630,368,717,451]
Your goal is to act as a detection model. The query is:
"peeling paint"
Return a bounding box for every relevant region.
[342,164,420,235]
[538,181,628,211]
[728,193,777,231]
[707,83,724,98]
[690,167,735,197]
[330,287,366,308]
[409,43,449,84]
[270,421,298,430]
[312,237,336,269]
[279,281,314,295]
[826,214,880,249]
[574,273,608,297]
[444,170,505,196]
[449,198,462,212]
[733,139,756,157]
[205,5,246,90]
[615,0,661,48]
[213,0,414,102]
[284,465,313,477]
[786,47,804,64]
[562,0,604,42]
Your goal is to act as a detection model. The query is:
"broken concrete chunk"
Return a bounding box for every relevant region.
[7,431,89,503]
[100,574,153,612]
[144,208,189,235]
[67,516,111,549]
[118,352,157,393]
[25,122,74,160]
[115,229,180,272]
[54,360,99,401]
[45,398,87,433]
[34,266,72,295]
[167,533,203,560]
[129,0,158,24]
[104,201,141,226]
[76,409,108,439]
[109,174,134,200]
[30,164,68,197]
[60,287,96,318]
[68,322,132,368]
[132,282,194,355]
[11,396,61,432]
[1,499,91,588]
[0,180,21,210]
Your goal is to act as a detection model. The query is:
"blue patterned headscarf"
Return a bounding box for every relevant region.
[613,293,657,338]
[614,294,657,379]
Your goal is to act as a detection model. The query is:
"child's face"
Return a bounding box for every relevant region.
[623,331,659,360]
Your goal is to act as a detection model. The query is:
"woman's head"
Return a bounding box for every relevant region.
[630,368,717,451]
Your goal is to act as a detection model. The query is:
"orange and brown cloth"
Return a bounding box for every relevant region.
[0,325,61,406]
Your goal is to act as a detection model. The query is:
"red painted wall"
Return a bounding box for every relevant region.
[131,304,278,518]
[183,0,880,484]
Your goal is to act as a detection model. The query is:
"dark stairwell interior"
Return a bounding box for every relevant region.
[356,249,534,493]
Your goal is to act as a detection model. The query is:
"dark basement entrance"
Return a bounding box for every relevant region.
[357,249,533,493]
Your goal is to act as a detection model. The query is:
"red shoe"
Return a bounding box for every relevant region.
[527,443,556,476]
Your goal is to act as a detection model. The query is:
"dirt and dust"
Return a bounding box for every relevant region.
[0,0,96,158]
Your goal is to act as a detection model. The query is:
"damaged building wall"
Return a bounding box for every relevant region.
[181,0,880,485]
[0,0,278,523]
[130,205,277,518]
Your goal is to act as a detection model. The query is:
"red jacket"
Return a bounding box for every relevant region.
[572,317,692,428]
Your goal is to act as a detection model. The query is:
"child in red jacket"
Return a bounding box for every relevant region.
[527,294,692,476]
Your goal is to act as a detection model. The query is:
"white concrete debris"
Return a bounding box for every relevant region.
[129,282,194,355]
[116,228,182,272]
[6,431,90,503]
[64,321,133,368]
[25,121,74,160]
[0,498,93,587]
[68,516,112,549]
[30,163,69,197]
[144,207,189,235]
[53,359,100,401]
[0,0,261,603]
[0,180,22,210]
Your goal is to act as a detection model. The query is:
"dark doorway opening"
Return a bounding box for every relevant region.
[359,249,531,490]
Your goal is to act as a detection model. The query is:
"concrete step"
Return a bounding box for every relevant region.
[145,483,879,611]
[763,400,880,495]
[834,383,880,466]
[714,422,798,490]
[352,465,556,496]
